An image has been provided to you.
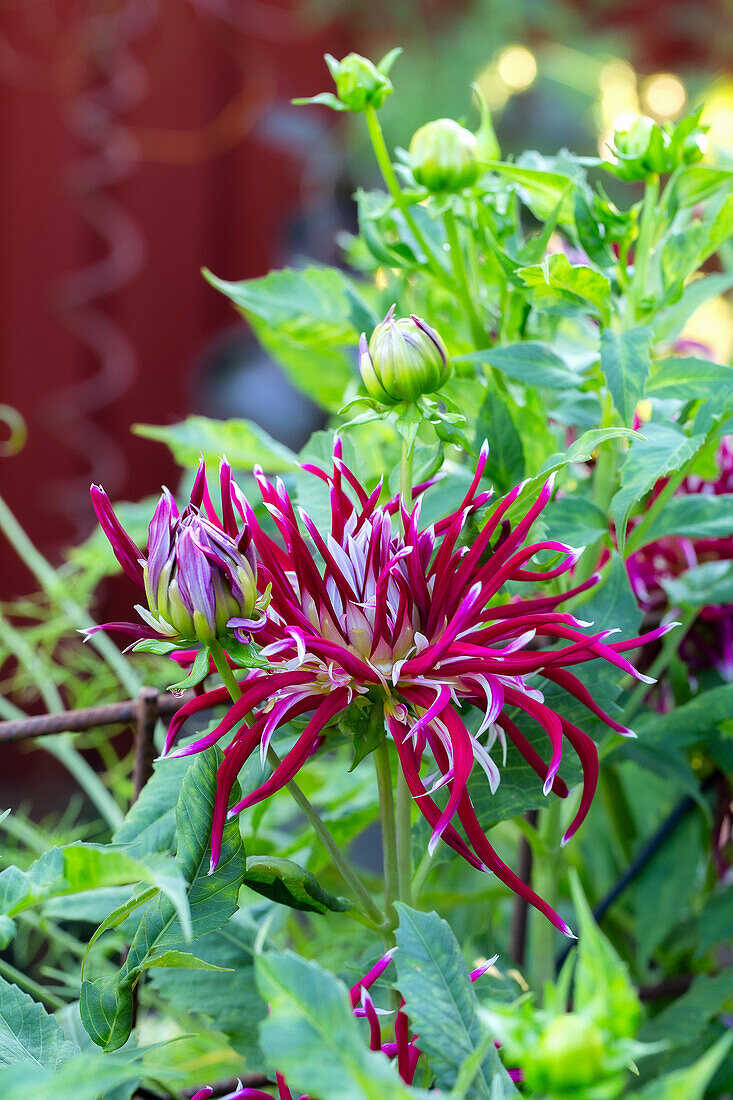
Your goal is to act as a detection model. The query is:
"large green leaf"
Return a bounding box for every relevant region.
[112,755,189,859]
[0,843,189,938]
[482,162,577,222]
[610,423,707,552]
[133,415,297,473]
[460,343,583,390]
[0,976,76,1070]
[474,390,525,493]
[640,971,733,1049]
[152,913,266,1059]
[204,266,377,411]
[646,357,733,404]
[568,872,641,1040]
[394,905,516,1099]
[256,950,432,1100]
[0,1043,182,1100]
[630,684,733,751]
[632,811,703,963]
[600,327,651,425]
[517,254,610,323]
[637,493,733,544]
[653,271,733,342]
[661,560,733,607]
[573,550,642,638]
[542,497,608,550]
[81,749,245,1051]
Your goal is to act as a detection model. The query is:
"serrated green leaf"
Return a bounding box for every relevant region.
[517,254,611,323]
[636,493,733,544]
[151,916,265,1059]
[661,560,733,607]
[641,971,733,1049]
[134,415,297,472]
[256,950,432,1100]
[474,391,525,493]
[600,327,652,424]
[243,856,351,914]
[481,162,577,222]
[0,975,77,1070]
[542,497,608,547]
[611,423,707,552]
[81,749,245,1050]
[568,871,641,1039]
[394,905,516,1099]
[203,266,377,411]
[460,343,584,390]
[112,755,189,859]
[646,357,733,404]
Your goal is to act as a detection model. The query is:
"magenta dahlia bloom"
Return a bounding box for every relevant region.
[86,457,263,648]
[164,440,667,933]
[627,436,733,681]
[191,949,517,1099]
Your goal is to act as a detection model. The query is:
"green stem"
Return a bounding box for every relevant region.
[443,207,486,348]
[364,106,447,282]
[0,495,140,697]
[527,799,562,995]
[629,173,659,326]
[400,438,414,526]
[207,641,386,932]
[396,769,412,907]
[0,957,64,1010]
[374,740,399,934]
[618,608,698,729]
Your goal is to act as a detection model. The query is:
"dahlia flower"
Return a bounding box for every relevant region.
[191,949,517,1099]
[627,436,733,681]
[164,439,667,933]
[86,457,263,648]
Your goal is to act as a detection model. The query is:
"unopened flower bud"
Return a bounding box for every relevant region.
[609,110,708,181]
[528,1014,605,1091]
[359,306,451,405]
[326,52,394,113]
[91,457,263,650]
[409,118,480,192]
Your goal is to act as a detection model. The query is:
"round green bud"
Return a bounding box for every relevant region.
[359,307,451,405]
[531,1013,605,1091]
[330,52,393,113]
[409,118,480,192]
[611,115,670,180]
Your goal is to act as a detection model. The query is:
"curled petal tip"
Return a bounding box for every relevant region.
[637,672,657,685]
[561,921,577,940]
[620,726,637,739]
[207,857,217,876]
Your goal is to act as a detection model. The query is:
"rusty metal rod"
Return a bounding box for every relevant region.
[0,691,195,744]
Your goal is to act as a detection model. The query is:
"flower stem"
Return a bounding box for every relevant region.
[443,207,486,348]
[628,173,659,326]
[527,798,562,995]
[396,770,413,906]
[207,640,386,932]
[364,106,447,283]
[374,739,399,934]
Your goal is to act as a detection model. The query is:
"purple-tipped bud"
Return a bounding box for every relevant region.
[360,307,451,406]
[93,458,261,648]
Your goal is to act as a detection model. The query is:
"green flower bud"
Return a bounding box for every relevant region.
[529,1013,605,1091]
[409,118,480,192]
[325,52,394,113]
[359,306,452,405]
[609,109,709,181]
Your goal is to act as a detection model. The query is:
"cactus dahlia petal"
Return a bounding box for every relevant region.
[165,439,669,933]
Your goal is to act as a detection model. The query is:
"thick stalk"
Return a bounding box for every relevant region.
[527,799,562,995]
[363,106,447,283]
[400,437,414,523]
[443,207,486,348]
[628,173,659,326]
[374,739,399,934]
[207,641,385,931]
[396,441,414,904]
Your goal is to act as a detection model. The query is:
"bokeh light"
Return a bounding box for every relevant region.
[642,72,687,118]
[496,45,538,92]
